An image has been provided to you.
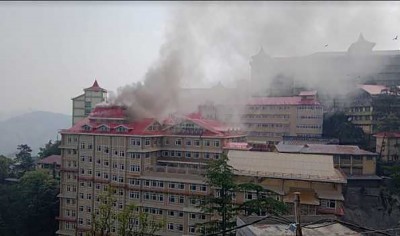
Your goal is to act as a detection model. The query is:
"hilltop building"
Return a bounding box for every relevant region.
[72,80,107,125]
[250,34,400,97]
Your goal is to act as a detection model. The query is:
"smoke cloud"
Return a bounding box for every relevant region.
[110,2,400,121]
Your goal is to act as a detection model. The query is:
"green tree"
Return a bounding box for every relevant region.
[376,112,400,132]
[0,155,12,182]
[15,144,34,176]
[38,140,61,159]
[323,112,367,147]
[3,171,59,236]
[92,187,164,236]
[198,155,287,235]
[92,187,116,236]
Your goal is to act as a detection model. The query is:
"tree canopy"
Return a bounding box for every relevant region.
[198,155,287,235]
[38,140,61,159]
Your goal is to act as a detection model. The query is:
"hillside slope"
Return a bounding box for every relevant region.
[0,111,71,156]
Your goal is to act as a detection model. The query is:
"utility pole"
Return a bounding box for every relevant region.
[294,192,303,236]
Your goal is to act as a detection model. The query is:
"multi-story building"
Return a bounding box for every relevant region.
[56,104,346,236]
[242,91,323,144]
[72,80,107,125]
[374,131,400,162]
[56,105,246,236]
[275,143,377,176]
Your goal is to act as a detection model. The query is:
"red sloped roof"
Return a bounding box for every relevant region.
[84,80,107,92]
[247,96,320,106]
[62,117,163,136]
[374,131,400,138]
[37,155,61,165]
[89,105,127,119]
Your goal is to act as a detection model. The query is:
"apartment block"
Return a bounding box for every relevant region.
[72,80,107,125]
[242,91,323,144]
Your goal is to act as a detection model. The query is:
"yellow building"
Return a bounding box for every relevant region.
[228,150,346,217]
[375,131,400,162]
[275,143,377,176]
[242,91,323,144]
[72,80,107,125]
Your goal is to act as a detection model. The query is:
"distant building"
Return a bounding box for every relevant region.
[36,155,61,178]
[250,34,400,97]
[374,131,400,162]
[242,91,323,144]
[275,143,377,176]
[72,80,107,125]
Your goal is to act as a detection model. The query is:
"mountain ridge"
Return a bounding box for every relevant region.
[0,111,71,156]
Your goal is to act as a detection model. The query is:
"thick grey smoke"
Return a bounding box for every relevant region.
[110,2,400,120]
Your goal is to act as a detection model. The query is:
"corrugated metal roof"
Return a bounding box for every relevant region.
[37,155,61,165]
[358,84,388,95]
[276,143,377,156]
[227,150,346,183]
[247,223,360,235]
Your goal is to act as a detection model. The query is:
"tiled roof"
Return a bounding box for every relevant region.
[247,96,320,106]
[89,105,127,119]
[62,117,161,136]
[84,80,107,92]
[358,84,388,95]
[62,105,241,137]
[374,131,400,138]
[276,143,377,156]
[37,155,61,165]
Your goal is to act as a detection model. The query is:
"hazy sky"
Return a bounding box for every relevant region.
[1,1,400,116]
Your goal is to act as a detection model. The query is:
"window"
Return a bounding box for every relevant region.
[189,226,196,233]
[190,184,197,191]
[185,152,191,158]
[186,140,192,146]
[116,126,128,133]
[169,211,175,216]
[213,140,220,147]
[176,224,183,232]
[169,195,176,203]
[178,183,185,190]
[204,153,210,159]
[321,199,336,209]
[130,191,140,199]
[130,165,140,172]
[79,206,84,212]
[194,152,200,158]
[169,183,176,189]
[78,218,83,225]
[201,185,207,192]
[80,142,85,149]
[120,164,125,170]
[194,140,200,146]
[204,140,211,147]
[119,151,125,157]
[86,206,91,213]
[176,151,182,157]
[131,138,141,146]
[145,139,151,146]
[168,223,174,230]
[175,139,182,146]
[179,196,185,204]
